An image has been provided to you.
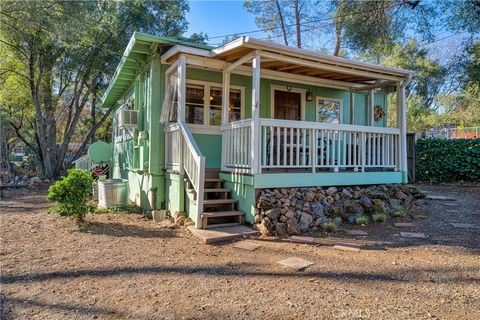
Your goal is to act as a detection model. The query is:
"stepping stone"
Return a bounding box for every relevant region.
[277,257,314,271]
[393,222,415,228]
[233,241,261,251]
[345,229,368,236]
[426,195,456,201]
[333,244,361,252]
[400,232,427,239]
[290,236,315,243]
[450,223,479,229]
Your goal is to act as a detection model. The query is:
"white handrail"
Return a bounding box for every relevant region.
[165,122,205,228]
[179,122,205,228]
[260,118,400,135]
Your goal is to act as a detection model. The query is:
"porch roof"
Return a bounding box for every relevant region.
[211,37,414,84]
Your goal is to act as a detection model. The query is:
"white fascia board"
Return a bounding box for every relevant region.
[161,45,212,64]
[211,37,248,55]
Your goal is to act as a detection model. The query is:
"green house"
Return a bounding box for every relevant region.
[101,32,413,230]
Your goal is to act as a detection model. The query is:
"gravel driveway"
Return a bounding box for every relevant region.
[1,184,479,320]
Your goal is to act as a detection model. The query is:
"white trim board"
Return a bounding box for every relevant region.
[269,84,306,121]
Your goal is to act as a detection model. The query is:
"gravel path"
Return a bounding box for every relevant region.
[1,184,479,320]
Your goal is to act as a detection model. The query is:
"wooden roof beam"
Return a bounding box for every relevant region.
[258,50,403,82]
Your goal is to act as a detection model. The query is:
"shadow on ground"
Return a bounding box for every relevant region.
[0,293,122,320]
[76,221,177,239]
[1,263,479,286]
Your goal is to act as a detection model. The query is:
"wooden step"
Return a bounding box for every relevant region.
[201,211,245,218]
[205,222,240,229]
[204,178,223,183]
[201,199,238,205]
[187,188,230,194]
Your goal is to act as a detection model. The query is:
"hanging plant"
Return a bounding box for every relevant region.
[374,105,385,121]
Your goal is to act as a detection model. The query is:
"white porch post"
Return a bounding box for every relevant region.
[221,70,231,171]
[349,90,355,124]
[251,51,261,174]
[397,81,408,183]
[177,54,186,124]
[177,55,186,174]
[221,71,231,125]
[368,89,375,126]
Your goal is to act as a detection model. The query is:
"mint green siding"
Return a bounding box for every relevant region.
[111,57,166,211]
[254,172,402,188]
[219,172,256,224]
[165,172,185,215]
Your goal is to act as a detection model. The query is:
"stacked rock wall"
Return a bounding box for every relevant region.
[255,184,425,236]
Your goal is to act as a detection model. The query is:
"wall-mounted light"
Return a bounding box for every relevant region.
[306,92,313,101]
[286,84,292,92]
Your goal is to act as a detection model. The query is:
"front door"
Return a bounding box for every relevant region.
[274,90,301,120]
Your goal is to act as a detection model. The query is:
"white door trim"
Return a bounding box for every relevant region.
[270,84,306,121]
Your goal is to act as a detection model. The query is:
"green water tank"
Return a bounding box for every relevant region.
[88,140,112,163]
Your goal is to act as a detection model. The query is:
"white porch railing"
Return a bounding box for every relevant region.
[221,118,400,173]
[164,122,205,228]
[164,123,182,170]
[221,119,252,173]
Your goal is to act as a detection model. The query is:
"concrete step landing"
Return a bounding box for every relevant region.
[188,225,258,244]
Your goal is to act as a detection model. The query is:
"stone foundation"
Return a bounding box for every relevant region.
[255,184,426,236]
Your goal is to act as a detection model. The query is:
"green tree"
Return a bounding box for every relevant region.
[0,0,190,179]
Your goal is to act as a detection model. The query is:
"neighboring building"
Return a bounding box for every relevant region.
[101,32,413,229]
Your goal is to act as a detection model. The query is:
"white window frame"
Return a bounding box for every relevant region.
[185,79,245,134]
[315,96,343,124]
[270,84,306,121]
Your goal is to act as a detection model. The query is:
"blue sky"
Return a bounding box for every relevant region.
[186,0,267,46]
[185,0,470,61]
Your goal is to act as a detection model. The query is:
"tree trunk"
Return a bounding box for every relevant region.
[333,20,342,56]
[91,90,96,144]
[293,0,301,48]
[275,0,289,46]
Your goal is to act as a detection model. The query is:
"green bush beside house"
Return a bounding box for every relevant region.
[47,169,96,222]
[416,139,480,182]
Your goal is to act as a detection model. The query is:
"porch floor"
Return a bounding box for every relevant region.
[188,225,258,244]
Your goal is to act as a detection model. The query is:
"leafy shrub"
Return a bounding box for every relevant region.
[372,213,387,222]
[416,139,480,182]
[47,169,95,222]
[355,214,370,225]
[393,207,409,218]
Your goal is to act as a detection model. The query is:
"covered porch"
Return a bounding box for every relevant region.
[162,37,412,182]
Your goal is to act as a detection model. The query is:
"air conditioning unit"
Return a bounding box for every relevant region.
[118,110,138,128]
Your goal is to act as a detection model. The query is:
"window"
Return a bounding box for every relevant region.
[316,97,342,124]
[184,81,244,127]
[185,84,205,124]
[163,79,244,127]
[228,88,242,122]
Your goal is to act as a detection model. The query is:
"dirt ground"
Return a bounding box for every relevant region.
[1,184,479,320]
